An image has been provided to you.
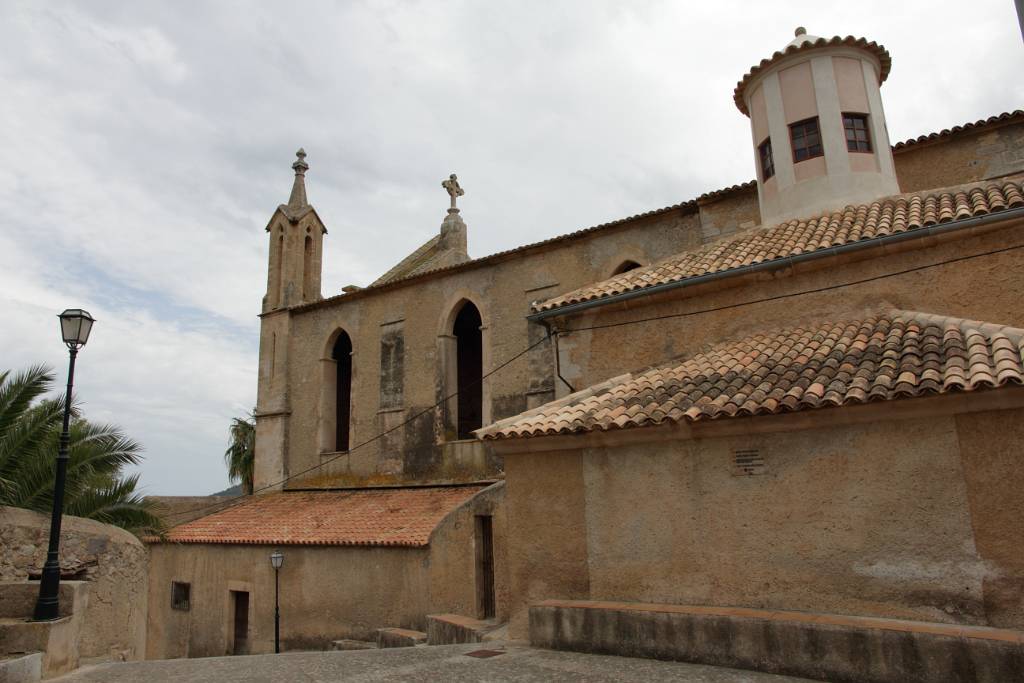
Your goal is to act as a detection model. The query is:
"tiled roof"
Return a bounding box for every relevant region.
[532,177,1024,314]
[479,310,1024,440]
[893,110,1024,150]
[151,485,486,546]
[734,36,891,116]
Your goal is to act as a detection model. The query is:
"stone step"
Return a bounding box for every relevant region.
[376,627,428,649]
[425,614,503,646]
[0,652,42,683]
[329,639,377,651]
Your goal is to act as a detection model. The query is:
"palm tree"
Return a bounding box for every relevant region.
[224,412,255,495]
[0,365,164,534]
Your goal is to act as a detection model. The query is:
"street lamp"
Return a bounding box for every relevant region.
[270,550,283,653]
[33,309,95,621]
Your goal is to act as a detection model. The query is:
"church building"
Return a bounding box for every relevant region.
[146,28,1024,675]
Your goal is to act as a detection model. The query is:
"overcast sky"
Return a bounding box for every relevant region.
[1,1,1021,496]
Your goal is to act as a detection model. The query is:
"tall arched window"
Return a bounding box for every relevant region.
[332,331,353,451]
[453,302,483,439]
[302,234,314,300]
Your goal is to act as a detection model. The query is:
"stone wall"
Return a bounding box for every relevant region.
[892,120,1024,193]
[0,506,148,661]
[501,405,1024,639]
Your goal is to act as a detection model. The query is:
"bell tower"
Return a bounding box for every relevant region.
[735,28,900,226]
[263,149,326,311]
[254,149,328,492]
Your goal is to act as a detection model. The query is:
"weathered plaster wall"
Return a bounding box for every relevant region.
[0,506,147,661]
[953,407,1024,629]
[504,450,590,637]
[502,410,1024,639]
[427,482,510,622]
[146,543,430,659]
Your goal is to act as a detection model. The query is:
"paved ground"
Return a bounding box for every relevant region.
[53,642,812,682]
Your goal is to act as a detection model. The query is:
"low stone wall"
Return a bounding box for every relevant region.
[530,600,1024,683]
[0,581,89,677]
[0,506,148,661]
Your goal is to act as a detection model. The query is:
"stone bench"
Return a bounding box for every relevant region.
[529,599,1024,683]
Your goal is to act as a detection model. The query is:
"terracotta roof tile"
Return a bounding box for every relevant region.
[533,177,1024,314]
[151,485,486,547]
[893,111,1024,150]
[479,311,1024,440]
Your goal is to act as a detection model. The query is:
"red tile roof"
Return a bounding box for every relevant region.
[532,177,1024,314]
[893,110,1024,150]
[734,35,891,116]
[479,310,1024,440]
[151,485,487,547]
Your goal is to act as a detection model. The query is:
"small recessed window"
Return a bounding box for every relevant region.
[842,113,872,153]
[758,138,775,180]
[172,581,191,611]
[612,260,642,275]
[789,117,824,163]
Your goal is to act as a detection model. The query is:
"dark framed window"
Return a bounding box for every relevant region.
[789,117,823,162]
[171,581,191,611]
[842,113,872,152]
[758,138,775,180]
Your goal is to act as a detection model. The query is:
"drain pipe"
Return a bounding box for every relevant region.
[527,206,1024,322]
[540,319,576,393]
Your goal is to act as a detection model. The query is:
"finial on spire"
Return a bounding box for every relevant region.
[288,148,309,208]
[442,173,464,214]
[794,26,807,37]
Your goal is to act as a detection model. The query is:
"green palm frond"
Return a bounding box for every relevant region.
[64,474,165,535]
[224,411,255,495]
[0,365,164,535]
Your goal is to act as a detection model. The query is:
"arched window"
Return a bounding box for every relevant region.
[332,331,353,451]
[302,234,314,300]
[612,260,642,275]
[453,301,483,439]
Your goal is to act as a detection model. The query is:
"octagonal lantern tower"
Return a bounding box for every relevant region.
[735,28,901,226]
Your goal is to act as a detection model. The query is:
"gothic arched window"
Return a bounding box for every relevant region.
[332,331,353,451]
[453,301,483,439]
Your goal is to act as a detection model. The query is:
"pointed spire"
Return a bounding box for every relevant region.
[288,148,309,208]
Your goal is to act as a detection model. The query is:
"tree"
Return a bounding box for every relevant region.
[0,365,164,534]
[224,412,255,495]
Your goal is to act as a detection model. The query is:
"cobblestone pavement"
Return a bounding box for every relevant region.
[53,643,813,682]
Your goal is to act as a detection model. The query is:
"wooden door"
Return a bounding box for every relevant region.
[231,591,249,655]
[475,515,495,619]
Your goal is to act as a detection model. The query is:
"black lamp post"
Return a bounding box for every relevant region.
[33,309,95,621]
[270,550,283,653]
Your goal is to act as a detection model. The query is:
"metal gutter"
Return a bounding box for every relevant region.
[528,206,1024,322]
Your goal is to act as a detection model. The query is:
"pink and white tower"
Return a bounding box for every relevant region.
[735,28,901,226]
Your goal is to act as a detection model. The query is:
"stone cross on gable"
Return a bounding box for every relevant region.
[442,173,464,213]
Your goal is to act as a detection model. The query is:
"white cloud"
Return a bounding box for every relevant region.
[0,0,1020,493]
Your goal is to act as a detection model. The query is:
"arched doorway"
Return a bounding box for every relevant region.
[453,301,483,439]
[332,331,353,451]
